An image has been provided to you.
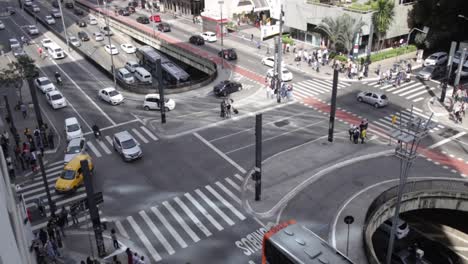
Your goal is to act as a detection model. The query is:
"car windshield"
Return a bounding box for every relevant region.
[428,55,438,60]
[39,79,51,85]
[70,37,76,41]
[66,145,81,154]
[121,139,136,149]
[109,90,119,97]
[122,72,132,78]
[67,124,80,132]
[51,94,62,100]
[380,94,388,100]
[61,169,76,180]
[43,39,51,44]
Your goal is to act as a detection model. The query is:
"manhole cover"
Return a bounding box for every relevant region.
[274,120,290,127]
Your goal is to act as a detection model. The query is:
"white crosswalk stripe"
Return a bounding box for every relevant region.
[195,189,234,226]
[184,193,223,231]
[151,206,188,248]
[371,108,443,136]
[174,197,212,237]
[205,186,245,220]
[140,126,158,141]
[97,140,111,154]
[215,181,241,204]
[131,128,149,144]
[86,141,102,157]
[115,220,129,239]
[163,201,200,242]
[127,216,162,262]
[105,135,113,145]
[293,79,352,99]
[225,177,241,192]
[139,210,175,255]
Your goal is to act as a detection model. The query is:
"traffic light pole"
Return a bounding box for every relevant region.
[328,69,339,142]
[441,41,457,103]
[156,59,166,124]
[254,114,262,201]
[275,6,284,104]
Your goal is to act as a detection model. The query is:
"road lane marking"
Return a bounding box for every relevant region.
[105,135,113,145]
[97,140,111,154]
[139,210,175,255]
[205,186,245,220]
[140,126,158,141]
[174,197,212,237]
[184,193,223,231]
[225,177,241,192]
[195,189,234,226]
[193,132,246,174]
[428,132,467,149]
[234,174,244,181]
[131,128,149,143]
[127,216,162,262]
[151,206,188,248]
[412,97,424,102]
[87,141,102,157]
[162,201,200,242]
[216,181,241,204]
[406,87,435,99]
[115,220,129,239]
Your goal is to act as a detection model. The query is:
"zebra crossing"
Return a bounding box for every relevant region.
[85,125,158,158]
[292,79,352,99]
[111,173,249,263]
[363,79,435,103]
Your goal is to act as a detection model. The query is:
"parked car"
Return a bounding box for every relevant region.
[45,15,56,25]
[12,47,26,57]
[76,20,87,27]
[34,77,56,93]
[136,16,150,24]
[98,87,124,105]
[88,16,98,25]
[218,48,237,60]
[116,68,135,84]
[143,94,176,111]
[157,22,171,32]
[68,36,81,47]
[417,65,446,81]
[357,91,388,108]
[78,31,89,41]
[51,8,61,18]
[104,44,119,55]
[9,38,20,49]
[46,90,67,109]
[121,43,136,54]
[189,35,204,45]
[41,38,54,48]
[65,117,83,141]
[65,2,74,8]
[424,52,448,67]
[32,4,40,12]
[113,131,143,161]
[118,9,130,16]
[93,32,104,41]
[27,25,39,35]
[74,8,84,16]
[52,1,59,8]
[64,138,86,164]
[149,14,161,22]
[6,7,16,15]
[266,68,293,82]
[213,80,242,97]
[200,31,216,42]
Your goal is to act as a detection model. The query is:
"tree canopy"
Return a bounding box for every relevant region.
[317,14,366,54]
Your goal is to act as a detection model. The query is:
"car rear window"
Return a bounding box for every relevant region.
[121,139,136,149]
[380,94,388,100]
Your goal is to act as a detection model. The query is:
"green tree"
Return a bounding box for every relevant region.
[372,0,395,51]
[317,14,366,55]
[0,62,24,102]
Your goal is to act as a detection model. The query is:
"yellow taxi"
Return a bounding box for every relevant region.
[55,154,93,193]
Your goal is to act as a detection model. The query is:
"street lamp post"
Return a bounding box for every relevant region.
[104,1,117,87]
[218,0,224,69]
[57,0,70,51]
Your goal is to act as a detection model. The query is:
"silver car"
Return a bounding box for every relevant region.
[417,65,445,81]
[64,138,86,164]
[357,91,388,108]
[113,131,142,161]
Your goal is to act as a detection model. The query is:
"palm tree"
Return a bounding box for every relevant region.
[372,0,395,50]
[317,14,366,55]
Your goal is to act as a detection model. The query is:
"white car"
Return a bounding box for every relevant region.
[46,90,67,109]
[9,38,20,49]
[27,25,39,35]
[24,0,32,7]
[98,87,124,105]
[267,68,293,82]
[41,38,54,48]
[93,32,104,41]
[200,31,217,42]
[32,4,40,12]
[143,94,176,111]
[34,77,56,93]
[104,44,119,55]
[261,56,285,68]
[68,36,81,47]
[65,117,83,141]
[0,21,5,30]
[424,52,448,67]
[88,16,98,25]
[121,43,136,54]
[45,16,56,25]
[64,138,86,164]
[51,9,61,18]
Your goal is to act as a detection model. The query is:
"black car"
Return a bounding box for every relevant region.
[74,8,84,15]
[213,80,242,97]
[52,1,59,8]
[125,6,135,13]
[76,20,86,27]
[128,1,138,7]
[65,2,73,8]
[136,16,149,24]
[189,35,204,45]
[118,9,130,16]
[78,31,89,41]
[157,22,171,32]
[218,48,237,60]
[6,7,15,15]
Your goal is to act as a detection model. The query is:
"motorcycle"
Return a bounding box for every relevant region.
[93,130,101,139]
[56,76,62,86]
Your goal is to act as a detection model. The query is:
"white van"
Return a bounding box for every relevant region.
[124,61,139,73]
[134,67,152,84]
[381,217,410,239]
[117,68,134,84]
[47,43,66,59]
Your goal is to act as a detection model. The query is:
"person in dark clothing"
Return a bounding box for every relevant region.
[60,206,69,227]
[111,228,119,249]
[87,256,94,264]
[353,129,360,144]
[126,248,133,264]
[39,228,48,246]
[348,125,355,141]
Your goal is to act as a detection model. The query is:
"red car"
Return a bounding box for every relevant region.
[150,14,161,22]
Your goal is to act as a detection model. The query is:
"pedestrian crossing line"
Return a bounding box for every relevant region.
[225,177,241,192]
[205,186,246,221]
[234,173,243,181]
[390,83,420,94]
[20,174,61,192]
[131,128,149,144]
[162,201,200,243]
[32,209,103,231]
[378,83,394,90]
[45,164,64,174]
[302,80,332,91]
[139,210,175,255]
[295,83,325,95]
[412,97,424,103]
[47,160,66,167]
[28,192,87,210]
[127,216,162,262]
[398,85,428,96]
[300,81,330,93]
[184,193,223,232]
[215,181,241,205]
[374,120,393,130]
[151,206,188,248]
[97,140,111,154]
[140,126,158,141]
[24,186,85,203]
[293,88,318,98]
[195,189,234,226]
[406,87,435,99]
[86,141,102,157]
[105,135,113,146]
[115,220,130,239]
[174,197,212,237]
[314,79,347,89]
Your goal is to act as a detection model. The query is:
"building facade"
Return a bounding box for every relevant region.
[160,0,204,16]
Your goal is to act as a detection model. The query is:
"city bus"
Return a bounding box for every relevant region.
[262,220,355,264]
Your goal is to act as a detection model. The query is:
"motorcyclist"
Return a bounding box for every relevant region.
[55,71,62,84]
[92,124,100,138]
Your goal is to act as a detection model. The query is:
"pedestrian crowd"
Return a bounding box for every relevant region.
[220,98,238,119]
[451,86,467,124]
[349,119,369,144]
[265,75,294,101]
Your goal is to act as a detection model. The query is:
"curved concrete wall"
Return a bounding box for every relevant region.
[363,179,468,264]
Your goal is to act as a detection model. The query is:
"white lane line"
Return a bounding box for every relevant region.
[151,206,187,248]
[131,128,149,144]
[406,87,435,99]
[97,140,111,154]
[184,193,223,232]
[19,175,61,195]
[140,126,158,141]
[193,133,246,174]
[174,197,212,237]
[24,186,86,203]
[162,201,200,242]
[127,216,162,262]
[115,220,129,239]
[390,82,420,94]
[45,165,64,173]
[86,141,102,157]
[225,177,241,192]
[398,85,427,96]
[195,189,234,226]
[215,181,241,204]
[249,261,256,264]
[105,135,113,145]
[234,174,243,181]
[205,186,245,220]
[139,211,175,255]
[29,192,87,210]
[412,97,424,102]
[428,132,467,149]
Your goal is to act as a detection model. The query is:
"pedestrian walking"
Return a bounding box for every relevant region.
[126,248,133,264]
[286,85,293,101]
[132,253,139,264]
[112,255,122,264]
[70,206,78,225]
[353,129,360,144]
[111,228,119,249]
[360,129,367,144]
[138,256,145,264]
[45,239,58,263]
[250,34,253,42]
[30,151,38,172]
[39,228,48,246]
[6,156,15,180]
[20,103,27,119]
[348,125,355,141]
[220,100,226,118]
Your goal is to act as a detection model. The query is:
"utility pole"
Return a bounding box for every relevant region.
[253,114,262,201]
[328,69,338,142]
[156,59,166,124]
[218,0,224,69]
[275,5,284,103]
[38,154,55,216]
[454,48,466,91]
[441,41,457,103]
[57,0,70,51]
[104,0,117,87]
